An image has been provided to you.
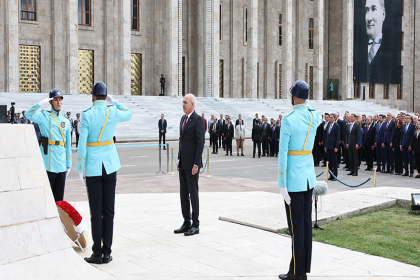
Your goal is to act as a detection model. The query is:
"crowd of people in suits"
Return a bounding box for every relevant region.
[314,111,420,180]
[202,113,282,158]
[7,109,82,147]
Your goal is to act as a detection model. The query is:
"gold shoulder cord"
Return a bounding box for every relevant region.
[49,112,66,142]
[287,111,313,156]
[86,107,113,147]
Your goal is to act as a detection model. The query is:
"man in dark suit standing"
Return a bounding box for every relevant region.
[375,115,385,172]
[261,118,270,157]
[218,114,225,150]
[346,114,361,176]
[224,118,234,156]
[235,114,244,127]
[271,118,281,157]
[158,114,167,150]
[210,117,219,154]
[322,113,330,167]
[313,121,323,167]
[335,113,342,167]
[340,113,349,168]
[175,94,204,236]
[325,113,340,180]
[252,120,262,158]
[363,116,376,171]
[382,112,395,174]
[400,114,416,177]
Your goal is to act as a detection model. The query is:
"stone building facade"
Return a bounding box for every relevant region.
[0,0,418,112]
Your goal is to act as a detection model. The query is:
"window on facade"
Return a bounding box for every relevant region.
[383,84,389,99]
[401,32,404,51]
[245,8,248,43]
[279,14,282,46]
[78,0,91,26]
[132,0,139,31]
[354,82,360,98]
[369,83,375,99]
[397,66,403,100]
[21,0,36,21]
[309,18,314,49]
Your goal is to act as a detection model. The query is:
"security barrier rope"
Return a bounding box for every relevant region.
[328,170,372,188]
[316,171,324,178]
[71,143,168,150]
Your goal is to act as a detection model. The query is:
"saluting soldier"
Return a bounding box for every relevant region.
[77,81,132,265]
[278,80,322,280]
[25,89,72,202]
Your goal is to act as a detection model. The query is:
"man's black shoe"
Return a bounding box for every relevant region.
[184,227,199,236]
[258,155,261,158]
[163,147,166,150]
[84,254,103,264]
[174,225,190,234]
[211,152,216,154]
[347,172,354,175]
[368,168,373,171]
[352,172,358,176]
[364,168,370,171]
[345,168,351,171]
[385,170,390,173]
[103,255,113,264]
[328,176,336,181]
[402,172,409,176]
[253,156,255,158]
[225,153,228,156]
[262,154,266,157]
[279,273,307,280]
[241,154,245,156]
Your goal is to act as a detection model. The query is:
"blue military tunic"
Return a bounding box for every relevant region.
[278,104,322,192]
[77,100,132,177]
[25,103,72,173]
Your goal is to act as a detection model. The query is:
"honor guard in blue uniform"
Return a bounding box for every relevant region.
[77,81,132,264]
[25,89,72,202]
[278,80,322,280]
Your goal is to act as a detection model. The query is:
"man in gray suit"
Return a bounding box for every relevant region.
[346,114,361,176]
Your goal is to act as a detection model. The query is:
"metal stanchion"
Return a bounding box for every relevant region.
[170,147,175,174]
[166,143,170,174]
[373,168,377,188]
[326,161,329,183]
[205,148,211,178]
[157,144,163,173]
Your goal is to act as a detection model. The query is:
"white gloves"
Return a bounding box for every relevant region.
[79,172,86,187]
[65,167,71,179]
[39,97,53,106]
[106,95,115,105]
[280,188,291,205]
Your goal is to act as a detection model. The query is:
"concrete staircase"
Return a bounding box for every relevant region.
[0,92,402,140]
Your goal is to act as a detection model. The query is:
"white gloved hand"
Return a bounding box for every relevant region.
[39,97,53,106]
[79,172,86,187]
[280,187,291,205]
[65,167,71,179]
[106,95,115,105]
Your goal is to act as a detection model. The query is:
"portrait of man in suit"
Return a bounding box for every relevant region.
[353,0,401,84]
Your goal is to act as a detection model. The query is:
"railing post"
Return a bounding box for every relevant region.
[157,144,163,173]
[373,167,377,188]
[326,161,329,184]
[205,147,211,178]
[170,147,175,174]
[166,143,170,174]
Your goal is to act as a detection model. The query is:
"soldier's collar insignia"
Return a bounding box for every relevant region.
[293,104,307,110]
[93,100,106,106]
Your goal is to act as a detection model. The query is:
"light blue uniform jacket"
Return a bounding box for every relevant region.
[76,100,132,177]
[278,104,322,192]
[25,103,72,173]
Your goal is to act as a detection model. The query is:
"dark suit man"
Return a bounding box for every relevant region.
[252,120,262,158]
[324,114,340,180]
[210,117,219,154]
[235,114,244,127]
[340,117,348,167]
[375,116,385,171]
[322,114,330,166]
[363,117,376,171]
[346,114,361,176]
[218,114,226,149]
[158,114,167,150]
[400,115,416,177]
[271,119,281,157]
[381,113,395,173]
[313,122,323,166]
[224,118,234,156]
[175,94,205,236]
[253,114,260,128]
[261,120,270,156]
[335,115,343,166]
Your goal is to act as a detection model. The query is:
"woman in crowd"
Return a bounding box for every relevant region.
[393,118,404,175]
[413,122,420,178]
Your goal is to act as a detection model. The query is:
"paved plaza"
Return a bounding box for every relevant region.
[62,140,420,279]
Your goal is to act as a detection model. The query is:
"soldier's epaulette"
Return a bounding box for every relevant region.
[284,110,295,118]
[83,107,92,113]
[308,108,315,112]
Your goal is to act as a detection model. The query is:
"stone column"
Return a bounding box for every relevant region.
[313,0,324,100]
[163,0,179,97]
[413,0,420,113]
[5,0,19,93]
[53,0,65,91]
[212,0,220,98]
[230,0,240,98]
[204,0,212,97]
[178,0,183,96]
[105,0,115,94]
[118,0,131,95]
[0,0,5,91]
[246,0,258,99]
[341,0,353,100]
[283,0,293,99]
[66,0,78,95]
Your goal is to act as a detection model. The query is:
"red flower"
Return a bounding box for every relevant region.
[56,201,82,226]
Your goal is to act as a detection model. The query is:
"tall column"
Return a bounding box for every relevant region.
[211,0,220,98]
[118,0,131,95]
[246,0,258,99]
[105,0,115,94]
[0,0,5,91]
[166,0,179,96]
[5,0,19,93]
[414,0,420,113]
[283,0,293,99]
[313,0,324,100]
[204,0,212,96]
[53,0,65,91]
[341,0,353,100]
[66,0,78,94]
[178,0,183,96]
